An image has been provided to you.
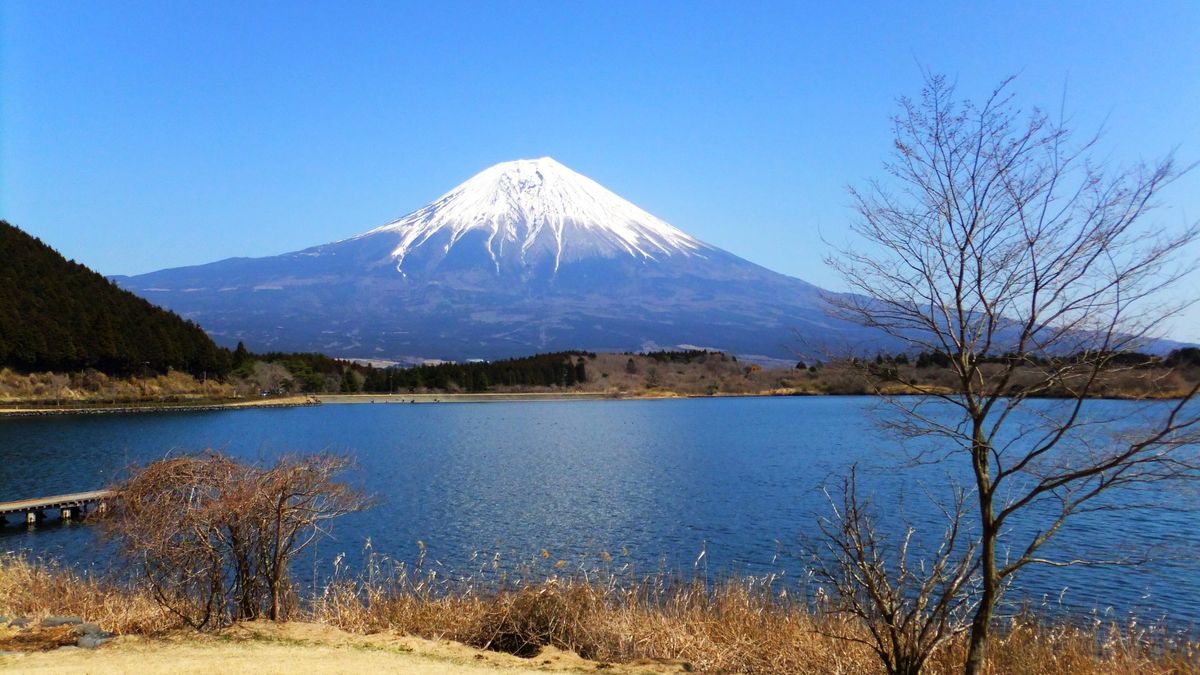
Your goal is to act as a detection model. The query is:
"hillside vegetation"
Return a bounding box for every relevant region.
[0,221,229,377]
[0,368,238,406]
[269,349,1200,400]
[4,346,1197,408]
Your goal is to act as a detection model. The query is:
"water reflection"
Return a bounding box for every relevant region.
[0,397,1196,625]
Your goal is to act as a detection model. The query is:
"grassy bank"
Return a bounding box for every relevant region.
[1,555,1194,674]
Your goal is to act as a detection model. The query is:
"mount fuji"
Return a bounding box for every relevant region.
[115,158,880,362]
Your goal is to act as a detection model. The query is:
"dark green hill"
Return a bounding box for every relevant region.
[0,221,230,376]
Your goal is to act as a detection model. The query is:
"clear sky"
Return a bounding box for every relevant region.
[2,1,1198,340]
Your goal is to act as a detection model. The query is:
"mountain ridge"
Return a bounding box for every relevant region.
[114,158,880,362]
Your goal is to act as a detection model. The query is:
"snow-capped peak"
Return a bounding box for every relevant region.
[357,157,709,275]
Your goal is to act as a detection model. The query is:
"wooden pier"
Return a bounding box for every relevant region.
[0,490,113,525]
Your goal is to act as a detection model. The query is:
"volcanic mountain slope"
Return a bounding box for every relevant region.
[115,158,882,362]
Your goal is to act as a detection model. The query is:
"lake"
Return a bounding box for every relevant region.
[1,397,1197,627]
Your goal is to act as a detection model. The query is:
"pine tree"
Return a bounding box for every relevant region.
[233,341,251,368]
[0,220,231,377]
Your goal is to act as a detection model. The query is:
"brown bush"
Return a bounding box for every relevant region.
[468,583,601,657]
[106,451,367,629]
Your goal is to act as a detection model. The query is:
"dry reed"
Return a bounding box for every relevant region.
[1,553,1195,674]
[0,555,178,635]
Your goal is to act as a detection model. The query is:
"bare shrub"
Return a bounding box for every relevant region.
[106,451,366,629]
[249,361,294,394]
[469,582,599,657]
[811,469,979,675]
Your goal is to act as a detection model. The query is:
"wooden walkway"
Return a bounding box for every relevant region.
[0,490,113,522]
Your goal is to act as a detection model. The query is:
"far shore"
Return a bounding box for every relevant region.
[316,389,832,405]
[318,388,1198,405]
[0,395,318,418]
[0,390,832,417]
[320,391,629,404]
[2,386,1190,418]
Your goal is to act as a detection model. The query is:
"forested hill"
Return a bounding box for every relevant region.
[0,221,230,377]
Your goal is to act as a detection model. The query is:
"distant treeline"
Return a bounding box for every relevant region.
[240,349,597,394]
[0,221,231,377]
[636,349,728,364]
[804,348,1200,372]
[359,352,594,393]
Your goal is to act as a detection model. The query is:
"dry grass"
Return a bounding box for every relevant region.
[305,552,1199,675]
[0,368,240,405]
[961,616,1200,675]
[0,556,178,635]
[2,554,1195,674]
[312,570,873,672]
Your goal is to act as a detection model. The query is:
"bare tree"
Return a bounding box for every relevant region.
[826,74,1200,674]
[252,454,365,620]
[108,451,366,628]
[811,467,979,675]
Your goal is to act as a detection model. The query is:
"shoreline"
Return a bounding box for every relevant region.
[317,390,833,404]
[0,395,318,418]
[319,392,625,404]
[318,389,1193,405]
[1,387,1187,417]
[0,390,816,416]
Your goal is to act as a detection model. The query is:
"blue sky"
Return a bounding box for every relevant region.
[2,1,1198,340]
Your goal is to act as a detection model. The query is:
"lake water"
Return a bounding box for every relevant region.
[1,397,1197,627]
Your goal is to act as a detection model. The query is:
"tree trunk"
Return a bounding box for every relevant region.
[964,511,999,674]
[964,570,995,675]
[269,501,285,621]
[965,426,997,675]
[269,579,279,621]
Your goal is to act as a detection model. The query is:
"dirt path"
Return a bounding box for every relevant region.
[0,622,682,674]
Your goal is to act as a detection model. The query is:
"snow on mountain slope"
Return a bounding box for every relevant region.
[115,157,881,361]
[354,157,710,275]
